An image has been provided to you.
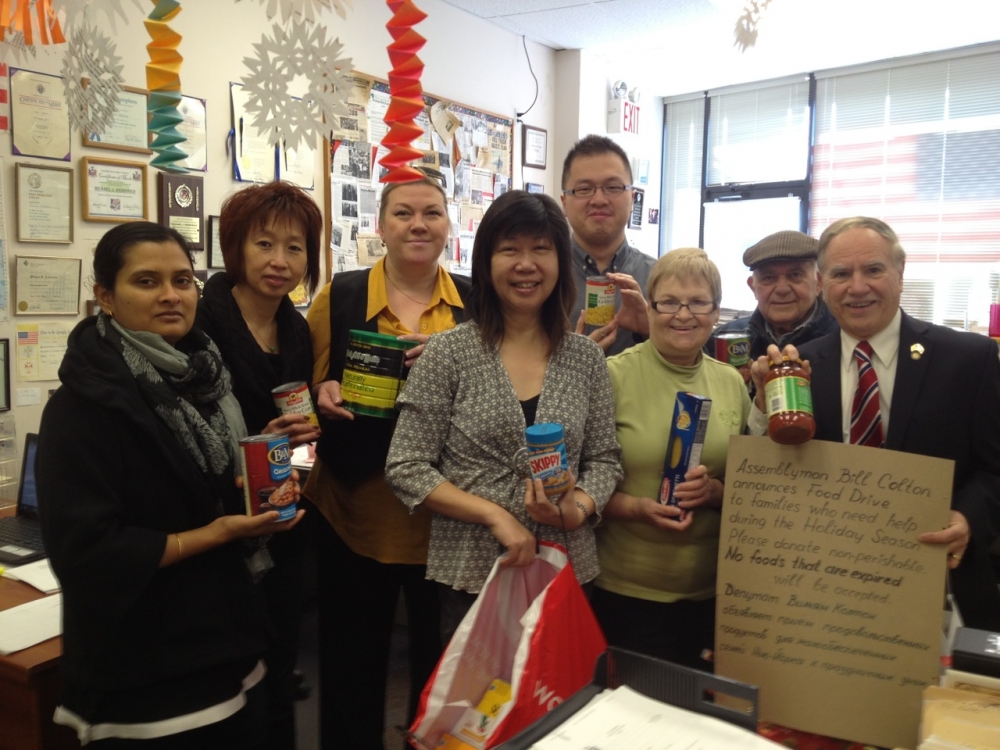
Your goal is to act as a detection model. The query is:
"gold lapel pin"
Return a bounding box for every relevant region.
[910,343,925,360]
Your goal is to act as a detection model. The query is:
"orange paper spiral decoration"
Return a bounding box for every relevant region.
[379,0,427,184]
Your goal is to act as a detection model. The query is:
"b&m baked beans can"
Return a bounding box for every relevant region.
[713,332,751,383]
[240,434,296,521]
[271,380,319,426]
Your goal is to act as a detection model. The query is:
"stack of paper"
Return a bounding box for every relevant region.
[0,593,62,654]
[530,685,782,750]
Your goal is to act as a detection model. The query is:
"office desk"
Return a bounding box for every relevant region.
[0,509,78,750]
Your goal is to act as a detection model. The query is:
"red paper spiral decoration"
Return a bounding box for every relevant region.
[379,0,427,184]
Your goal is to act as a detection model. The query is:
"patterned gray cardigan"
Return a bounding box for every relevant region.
[385,321,623,593]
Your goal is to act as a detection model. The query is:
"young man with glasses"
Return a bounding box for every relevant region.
[561,135,654,356]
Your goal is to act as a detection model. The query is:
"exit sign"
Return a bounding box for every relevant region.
[607,99,640,134]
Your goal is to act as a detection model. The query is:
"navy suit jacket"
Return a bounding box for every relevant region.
[799,311,1000,629]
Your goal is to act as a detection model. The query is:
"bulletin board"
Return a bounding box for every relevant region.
[323,71,514,281]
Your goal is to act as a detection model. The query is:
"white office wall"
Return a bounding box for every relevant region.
[0,0,556,454]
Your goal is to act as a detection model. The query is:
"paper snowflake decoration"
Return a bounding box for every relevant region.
[61,22,125,135]
[241,17,353,150]
[53,0,143,33]
[0,30,38,65]
[237,0,351,24]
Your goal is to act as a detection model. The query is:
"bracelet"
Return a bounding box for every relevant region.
[575,500,589,522]
[175,533,184,561]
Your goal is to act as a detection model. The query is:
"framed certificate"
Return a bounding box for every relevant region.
[15,256,82,315]
[82,81,152,155]
[177,95,208,172]
[15,163,74,243]
[207,215,224,268]
[81,157,148,222]
[10,68,71,161]
[0,340,9,412]
[522,124,547,169]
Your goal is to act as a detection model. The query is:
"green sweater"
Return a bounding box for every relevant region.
[597,341,750,603]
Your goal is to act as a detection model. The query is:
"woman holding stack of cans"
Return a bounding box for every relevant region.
[306,172,471,750]
[384,190,622,639]
[38,222,302,748]
[195,180,322,750]
[592,248,750,670]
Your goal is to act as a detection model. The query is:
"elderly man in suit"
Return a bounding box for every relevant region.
[750,216,1000,630]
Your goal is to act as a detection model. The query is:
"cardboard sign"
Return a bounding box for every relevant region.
[716,436,953,750]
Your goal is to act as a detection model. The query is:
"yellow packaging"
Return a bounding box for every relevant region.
[475,679,512,717]
[438,733,479,750]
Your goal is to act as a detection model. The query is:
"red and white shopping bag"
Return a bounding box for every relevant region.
[409,541,606,749]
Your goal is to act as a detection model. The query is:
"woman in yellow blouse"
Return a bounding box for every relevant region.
[304,174,471,750]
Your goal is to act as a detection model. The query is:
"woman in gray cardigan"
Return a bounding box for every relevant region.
[386,190,623,637]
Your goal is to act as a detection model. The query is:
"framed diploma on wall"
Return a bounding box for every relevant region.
[81,157,149,222]
[0,340,10,412]
[15,256,82,315]
[82,81,152,155]
[522,124,547,169]
[15,163,74,243]
[10,68,71,161]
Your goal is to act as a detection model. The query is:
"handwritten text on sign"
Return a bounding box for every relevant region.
[715,436,952,750]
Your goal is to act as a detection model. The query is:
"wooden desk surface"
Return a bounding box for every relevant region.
[0,507,78,750]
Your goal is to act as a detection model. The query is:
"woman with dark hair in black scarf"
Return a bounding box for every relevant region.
[195,181,323,749]
[37,221,302,749]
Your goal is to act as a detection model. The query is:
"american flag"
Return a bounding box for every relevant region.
[0,63,7,132]
[18,329,38,345]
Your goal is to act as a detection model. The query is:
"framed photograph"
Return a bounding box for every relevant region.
[81,156,148,222]
[0,340,10,412]
[15,256,82,315]
[15,163,74,243]
[207,215,224,268]
[81,81,152,154]
[522,124,547,169]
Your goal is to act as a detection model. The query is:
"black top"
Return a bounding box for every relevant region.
[37,317,264,724]
[314,267,472,487]
[195,272,314,436]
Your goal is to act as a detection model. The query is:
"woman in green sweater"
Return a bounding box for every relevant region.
[593,247,750,670]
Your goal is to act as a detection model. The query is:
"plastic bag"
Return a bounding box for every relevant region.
[409,542,607,749]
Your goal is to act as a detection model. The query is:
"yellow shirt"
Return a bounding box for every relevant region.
[304,258,464,564]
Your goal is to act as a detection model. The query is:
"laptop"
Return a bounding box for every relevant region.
[0,434,45,565]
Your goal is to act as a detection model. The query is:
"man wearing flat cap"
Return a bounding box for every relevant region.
[706,230,838,367]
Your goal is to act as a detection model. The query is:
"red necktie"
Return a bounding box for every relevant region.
[850,340,885,448]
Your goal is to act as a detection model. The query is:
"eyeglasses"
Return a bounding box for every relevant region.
[561,183,633,198]
[651,299,717,315]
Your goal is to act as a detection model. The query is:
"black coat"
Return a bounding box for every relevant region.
[37,317,264,724]
[800,312,1000,629]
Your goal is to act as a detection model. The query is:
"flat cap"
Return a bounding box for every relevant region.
[743,230,819,269]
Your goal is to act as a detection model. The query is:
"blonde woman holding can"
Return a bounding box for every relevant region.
[195,180,323,750]
[306,173,471,750]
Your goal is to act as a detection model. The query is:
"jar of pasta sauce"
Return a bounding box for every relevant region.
[763,356,815,444]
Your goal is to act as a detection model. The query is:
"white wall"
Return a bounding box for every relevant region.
[0,0,556,465]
